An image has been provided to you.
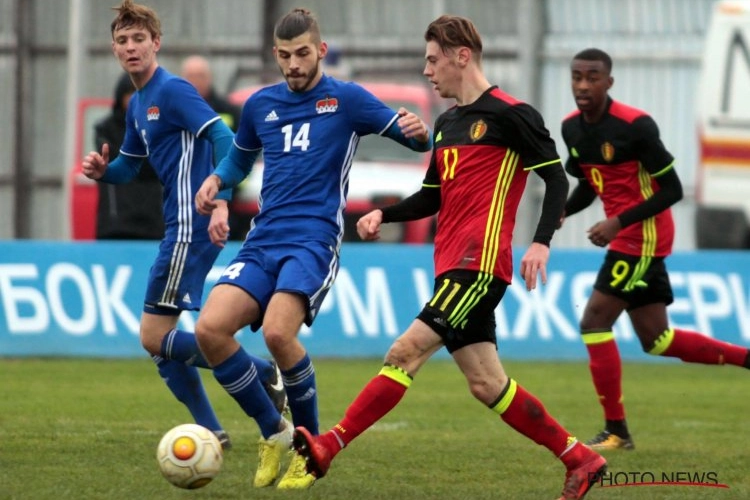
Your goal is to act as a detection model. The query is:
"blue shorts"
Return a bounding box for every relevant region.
[216,240,340,330]
[143,239,222,315]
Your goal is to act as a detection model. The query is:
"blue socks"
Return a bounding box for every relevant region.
[154,356,221,432]
[160,329,210,368]
[213,348,281,438]
[160,329,273,377]
[281,354,319,435]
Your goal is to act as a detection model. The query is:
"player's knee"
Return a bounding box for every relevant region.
[579,316,601,331]
[262,327,294,355]
[383,337,429,376]
[194,316,221,348]
[578,305,614,332]
[140,329,164,356]
[467,380,487,402]
[263,329,284,353]
[385,337,415,364]
[636,330,664,354]
[467,377,503,405]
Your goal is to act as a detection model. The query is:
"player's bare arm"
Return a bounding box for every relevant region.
[195,174,222,215]
[356,209,383,241]
[207,199,230,248]
[81,143,110,180]
[519,242,549,291]
[396,107,430,142]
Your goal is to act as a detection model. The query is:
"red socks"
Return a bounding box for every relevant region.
[493,379,575,458]
[326,367,411,457]
[323,369,594,471]
[584,333,625,421]
[659,328,749,366]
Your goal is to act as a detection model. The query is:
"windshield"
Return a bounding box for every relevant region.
[356,135,428,164]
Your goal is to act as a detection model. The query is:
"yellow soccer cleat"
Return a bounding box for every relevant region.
[253,419,293,487]
[585,430,635,451]
[277,451,316,489]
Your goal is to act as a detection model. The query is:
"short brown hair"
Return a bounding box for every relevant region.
[424,15,483,55]
[110,0,162,40]
[274,8,321,44]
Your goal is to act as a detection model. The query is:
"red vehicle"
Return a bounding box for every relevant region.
[70,81,438,243]
[69,97,113,240]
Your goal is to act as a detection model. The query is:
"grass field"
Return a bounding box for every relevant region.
[2,357,748,500]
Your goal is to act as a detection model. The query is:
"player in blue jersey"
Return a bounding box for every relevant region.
[193,7,432,490]
[81,0,286,449]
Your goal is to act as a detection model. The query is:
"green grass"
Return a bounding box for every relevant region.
[1,357,748,499]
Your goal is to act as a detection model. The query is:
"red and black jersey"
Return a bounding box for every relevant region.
[425,86,561,283]
[562,98,675,257]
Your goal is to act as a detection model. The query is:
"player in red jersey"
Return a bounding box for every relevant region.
[292,16,606,500]
[560,48,750,451]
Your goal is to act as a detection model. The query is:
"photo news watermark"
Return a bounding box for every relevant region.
[593,470,730,489]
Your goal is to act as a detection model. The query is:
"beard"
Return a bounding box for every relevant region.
[282,59,321,92]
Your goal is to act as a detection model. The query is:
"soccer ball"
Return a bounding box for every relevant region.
[156,423,223,489]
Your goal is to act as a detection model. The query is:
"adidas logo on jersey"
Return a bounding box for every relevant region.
[265,110,279,122]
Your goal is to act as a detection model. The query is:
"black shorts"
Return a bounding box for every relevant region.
[417,269,508,353]
[593,250,673,310]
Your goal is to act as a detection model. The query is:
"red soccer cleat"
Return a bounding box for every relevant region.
[558,453,607,499]
[292,426,333,478]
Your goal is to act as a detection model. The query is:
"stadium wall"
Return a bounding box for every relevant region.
[1,241,748,361]
[0,0,718,246]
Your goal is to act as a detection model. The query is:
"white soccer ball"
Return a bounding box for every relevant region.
[156,423,223,489]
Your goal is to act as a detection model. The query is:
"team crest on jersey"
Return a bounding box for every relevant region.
[601,141,615,162]
[316,96,338,114]
[469,119,487,141]
[147,105,160,121]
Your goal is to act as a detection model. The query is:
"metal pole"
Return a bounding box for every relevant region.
[517,0,544,105]
[260,0,283,83]
[13,0,31,238]
[62,0,87,240]
[515,0,546,246]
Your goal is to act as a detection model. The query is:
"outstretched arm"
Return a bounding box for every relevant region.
[382,107,433,152]
[381,185,441,223]
[357,186,440,241]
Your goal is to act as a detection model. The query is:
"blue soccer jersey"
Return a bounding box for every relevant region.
[121,66,221,243]
[234,74,399,246]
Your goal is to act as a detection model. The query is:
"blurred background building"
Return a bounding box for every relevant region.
[0,0,718,248]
